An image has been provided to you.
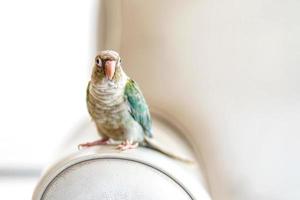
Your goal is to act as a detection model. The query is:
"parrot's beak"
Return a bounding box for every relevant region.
[104,60,116,80]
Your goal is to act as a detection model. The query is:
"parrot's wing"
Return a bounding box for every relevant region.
[125,79,153,137]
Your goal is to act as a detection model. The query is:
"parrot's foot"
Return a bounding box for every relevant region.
[78,137,109,149]
[117,140,139,151]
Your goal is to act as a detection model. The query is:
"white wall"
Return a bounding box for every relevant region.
[0,0,100,170]
[0,0,102,198]
[113,1,300,200]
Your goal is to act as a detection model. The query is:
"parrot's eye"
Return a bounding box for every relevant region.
[96,58,102,67]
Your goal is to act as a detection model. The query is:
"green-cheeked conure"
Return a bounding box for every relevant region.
[79,50,152,150]
[78,50,193,163]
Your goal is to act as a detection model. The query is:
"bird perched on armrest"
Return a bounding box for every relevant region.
[78,50,193,163]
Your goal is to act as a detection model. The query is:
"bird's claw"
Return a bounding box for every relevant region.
[117,140,139,151]
[78,138,109,150]
[78,143,92,150]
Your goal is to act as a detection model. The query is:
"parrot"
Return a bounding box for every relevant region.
[78,50,151,150]
[78,50,193,163]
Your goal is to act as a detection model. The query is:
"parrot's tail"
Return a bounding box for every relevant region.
[144,136,195,164]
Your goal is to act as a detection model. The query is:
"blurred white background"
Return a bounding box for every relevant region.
[0,0,99,199]
[1,0,300,200]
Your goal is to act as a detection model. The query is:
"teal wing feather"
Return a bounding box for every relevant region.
[125,79,152,137]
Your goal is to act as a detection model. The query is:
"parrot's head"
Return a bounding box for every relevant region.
[92,50,123,83]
